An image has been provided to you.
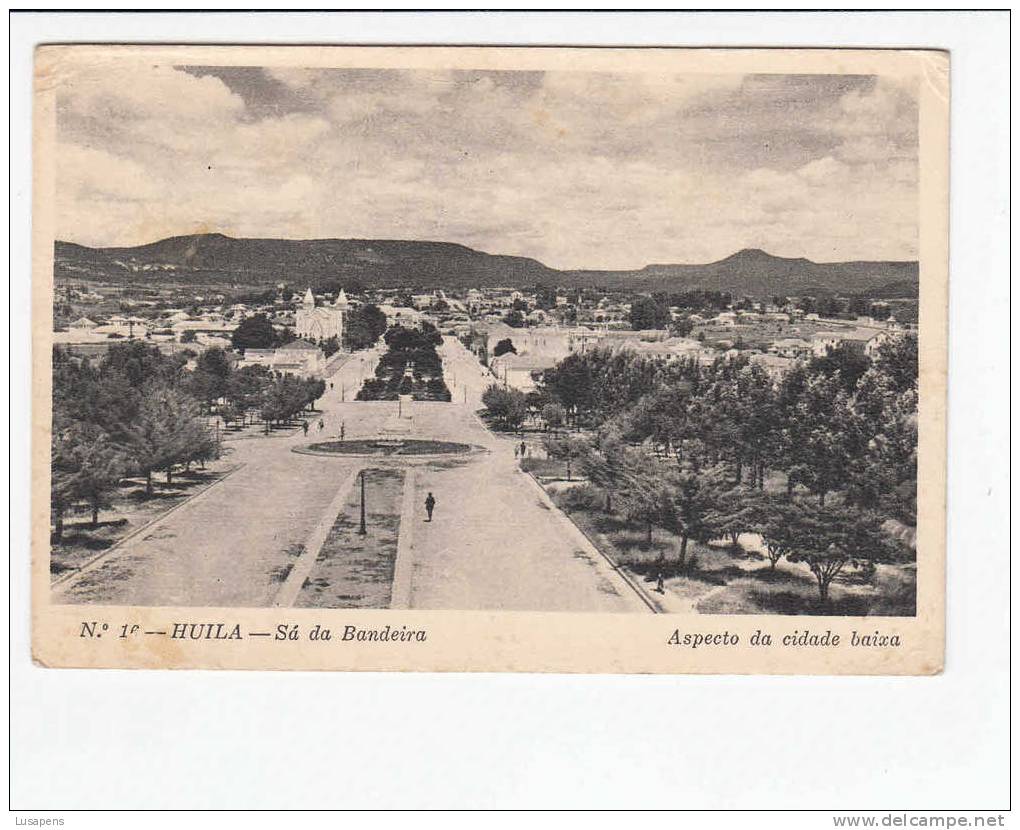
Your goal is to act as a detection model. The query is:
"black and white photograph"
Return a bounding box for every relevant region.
[11,10,1009,819]
[26,41,952,679]
[44,52,926,618]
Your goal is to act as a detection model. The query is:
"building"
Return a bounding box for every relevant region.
[296,287,347,342]
[377,304,425,327]
[812,327,885,357]
[273,339,325,377]
[489,352,559,392]
[68,317,98,331]
[750,353,795,377]
[621,337,703,363]
[238,339,324,378]
[769,337,812,358]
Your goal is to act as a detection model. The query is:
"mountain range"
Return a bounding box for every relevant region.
[54,234,919,298]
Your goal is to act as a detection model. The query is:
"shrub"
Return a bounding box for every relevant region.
[553,483,603,513]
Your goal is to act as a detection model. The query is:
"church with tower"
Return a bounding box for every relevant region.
[295,287,347,343]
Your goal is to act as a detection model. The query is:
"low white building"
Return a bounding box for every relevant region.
[237,340,324,378]
[489,353,558,392]
[770,337,812,358]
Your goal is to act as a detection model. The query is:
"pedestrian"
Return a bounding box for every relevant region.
[520,441,527,458]
[302,420,309,436]
[318,419,324,432]
[424,492,436,522]
[514,445,519,459]
[655,553,665,594]
[340,422,346,441]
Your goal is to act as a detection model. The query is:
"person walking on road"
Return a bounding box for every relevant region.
[318,419,324,432]
[514,445,519,459]
[340,421,346,441]
[519,441,527,458]
[424,492,436,522]
[301,420,309,436]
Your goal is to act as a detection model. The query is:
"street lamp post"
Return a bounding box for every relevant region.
[358,470,367,535]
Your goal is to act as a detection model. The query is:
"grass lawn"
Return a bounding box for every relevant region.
[550,485,916,617]
[305,439,472,456]
[295,467,404,609]
[520,456,578,482]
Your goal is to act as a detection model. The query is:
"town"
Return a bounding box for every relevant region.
[53,266,917,388]
[50,247,919,617]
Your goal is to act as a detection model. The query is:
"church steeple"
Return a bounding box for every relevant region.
[334,288,348,310]
[302,287,315,308]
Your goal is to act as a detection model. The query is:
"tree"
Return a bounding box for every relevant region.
[535,284,558,310]
[616,451,671,547]
[670,315,695,338]
[346,304,388,350]
[786,503,898,603]
[502,310,526,328]
[703,484,757,550]
[225,365,273,422]
[231,314,278,352]
[493,338,517,357]
[871,334,918,394]
[73,425,130,526]
[50,418,127,538]
[542,352,594,421]
[664,464,727,570]
[809,342,872,393]
[541,402,566,433]
[750,495,802,570]
[101,340,184,389]
[125,385,208,494]
[187,347,232,408]
[320,336,340,358]
[481,384,528,431]
[542,435,589,481]
[629,295,671,330]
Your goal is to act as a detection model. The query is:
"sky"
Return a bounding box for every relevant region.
[55,64,919,270]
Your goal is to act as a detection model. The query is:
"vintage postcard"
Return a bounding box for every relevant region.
[31,45,948,673]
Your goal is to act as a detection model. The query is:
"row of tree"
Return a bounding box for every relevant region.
[357,323,452,402]
[488,335,919,602]
[548,435,897,602]
[51,341,325,538]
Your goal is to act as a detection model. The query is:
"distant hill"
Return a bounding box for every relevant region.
[564,248,919,297]
[54,235,918,298]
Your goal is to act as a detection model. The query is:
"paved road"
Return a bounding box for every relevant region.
[53,347,386,606]
[401,339,646,612]
[54,338,648,613]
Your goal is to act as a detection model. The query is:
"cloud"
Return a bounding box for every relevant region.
[61,64,244,123]
[57,142,163,202]
[797,156,850,185]
[55,64,919,268]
